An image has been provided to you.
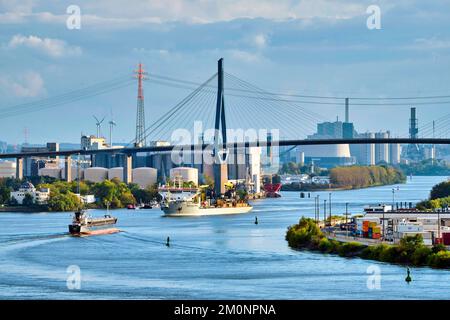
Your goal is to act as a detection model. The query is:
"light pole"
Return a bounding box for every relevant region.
[317,195,320,224]
[314,196,317,222]
[329,193,332,226]
[324,199,327,228]
[438,209,441,242]
[345,202,349,238]
[392,188,395,210]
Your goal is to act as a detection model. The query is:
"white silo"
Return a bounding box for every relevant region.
[108,167,123,181]
[84,167,108,183]
[132,167,157,188]
[61,167,84,180]
[0,161,16,178]
[38,167,62,179]
[170,167,198,186]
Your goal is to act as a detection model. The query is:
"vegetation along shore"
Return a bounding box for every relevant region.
[0,177,160,212]
[286,217,450,269]
[281,165,406,191]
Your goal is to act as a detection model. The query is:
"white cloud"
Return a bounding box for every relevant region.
[253,33,268,48]
[7,34,82,57]
[229,49,263,63]
[0,71,46,97]
[0,0,396,26]
[412,37,450,50]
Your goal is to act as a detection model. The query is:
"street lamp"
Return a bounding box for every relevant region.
[329,193,332,226]
[392,188,395,210]
[345,202,349,238]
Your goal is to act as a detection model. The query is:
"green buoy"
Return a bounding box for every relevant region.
[166,236,170,247]
[405,267,412,283]
[255,216,258,225]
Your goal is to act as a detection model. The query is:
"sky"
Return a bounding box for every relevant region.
[0,0,450,145]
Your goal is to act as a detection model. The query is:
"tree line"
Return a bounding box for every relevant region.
[329,165,406,188]
[0,177,160,212]
[286,217,450,269]
[416,180,450,210]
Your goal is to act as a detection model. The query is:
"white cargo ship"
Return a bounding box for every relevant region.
[159,184,253,217]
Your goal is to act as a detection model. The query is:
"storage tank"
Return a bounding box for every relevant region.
[297,144,351,158]
[132,167,157,188]
[108,167,123,181]
[84,167,108,183]
[0,161,16,178]
[61,167,84,180]
[38,167,62,179]
[170,167,198,186]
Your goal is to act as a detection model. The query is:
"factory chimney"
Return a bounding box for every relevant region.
[345,98,349,123]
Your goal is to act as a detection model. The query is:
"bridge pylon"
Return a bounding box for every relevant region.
[213,58,228,196]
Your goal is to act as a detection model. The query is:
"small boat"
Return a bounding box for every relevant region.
[68,209,119,236]
[263,183,282,198]
[127,204,137,210]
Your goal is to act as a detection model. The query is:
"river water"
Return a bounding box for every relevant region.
[0,176,449,300]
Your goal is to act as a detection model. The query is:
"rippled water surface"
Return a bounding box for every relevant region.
[1,176,449,299]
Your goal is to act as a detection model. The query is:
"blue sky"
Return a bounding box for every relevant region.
[1,0,450,145]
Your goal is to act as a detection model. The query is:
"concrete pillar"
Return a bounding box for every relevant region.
[16,157,23,180]
[123,154,132,184]
[65,155,72,182]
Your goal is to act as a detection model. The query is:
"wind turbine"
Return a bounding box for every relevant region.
[109,119,117,147]
[93,115,105,138]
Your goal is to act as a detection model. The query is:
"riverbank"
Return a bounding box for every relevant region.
[0,206,47,213]
[286,217,450,269]
[282,182,400,192]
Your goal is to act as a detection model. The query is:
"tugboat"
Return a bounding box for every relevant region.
[68,201,119,236]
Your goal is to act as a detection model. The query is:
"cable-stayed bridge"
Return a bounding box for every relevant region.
[1,58,450,194]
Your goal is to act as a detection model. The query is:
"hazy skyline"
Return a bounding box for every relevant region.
[1,0,450,144]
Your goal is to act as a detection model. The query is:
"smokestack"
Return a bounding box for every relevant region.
[345,98,349,123]
[409,107,418,139]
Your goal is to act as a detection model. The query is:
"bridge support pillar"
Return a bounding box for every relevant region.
[65,156,72,182]
[123,154,132,184]
[16,157,23,180]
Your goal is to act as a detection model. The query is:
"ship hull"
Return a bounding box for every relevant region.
[162,202,253,217]
[69,225,120,237]
[69,216,119,236]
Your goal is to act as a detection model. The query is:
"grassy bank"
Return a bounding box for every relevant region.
[286,217,450,269]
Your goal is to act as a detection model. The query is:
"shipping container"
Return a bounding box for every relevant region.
[443,233,450,246]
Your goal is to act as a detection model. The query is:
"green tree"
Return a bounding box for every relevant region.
[22,193,34,206]
[0,185,11,204]
[47,192,81,211]
[430,181,450,200]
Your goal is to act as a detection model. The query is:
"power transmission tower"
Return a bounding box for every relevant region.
[134,63,147,147]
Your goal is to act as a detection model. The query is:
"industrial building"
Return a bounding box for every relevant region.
[298,119,356,168]
[353,132,375,165]
[0,161,16,178]
[20,142,59,177]
[375,131,390,164]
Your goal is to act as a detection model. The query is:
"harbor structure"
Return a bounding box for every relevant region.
[0,160,16,178]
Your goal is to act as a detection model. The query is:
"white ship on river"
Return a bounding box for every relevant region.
[159,184,253,217]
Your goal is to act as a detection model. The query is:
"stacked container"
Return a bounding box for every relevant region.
[372,226,381,239]
[363,221,369,238]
